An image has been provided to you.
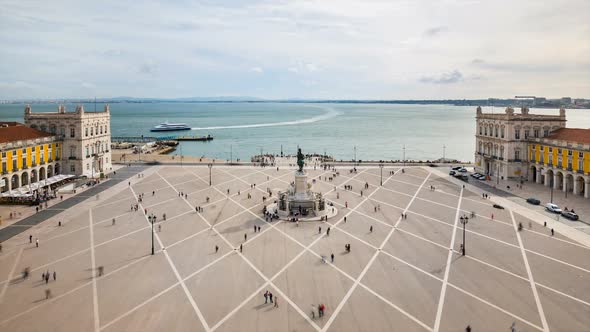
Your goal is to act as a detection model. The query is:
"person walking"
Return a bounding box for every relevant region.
[45,289,51,300]
[36,238,39,248]
[318,226,322,234]
[264,291,268,304]
[215,245,219,253]
[326,227,330,236]
[158,224,161,232]
[112,218,116,226]
[274,296,279,308]
[53,271,56,281]
[29,235,32,243]
[331,253,334,263]
[244,233,247,241]
[370,225,373,233]
[269,292,273,303]
[240,244,243,253]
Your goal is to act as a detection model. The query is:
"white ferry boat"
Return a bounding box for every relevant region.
[150,122,191,132]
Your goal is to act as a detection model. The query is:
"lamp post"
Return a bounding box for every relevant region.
[550,174,554,203]
[460,216,469,256]
[208,163,212,186]
[379,163,384,186]
[353,146,357,166]
[402,145,406,167]
[149,214,154,255]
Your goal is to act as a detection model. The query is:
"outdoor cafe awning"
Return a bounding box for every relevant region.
[1,174,75,198]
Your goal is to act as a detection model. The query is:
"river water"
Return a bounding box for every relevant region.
[1,103,588,162]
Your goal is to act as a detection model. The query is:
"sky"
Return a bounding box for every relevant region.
[1,0,589,100]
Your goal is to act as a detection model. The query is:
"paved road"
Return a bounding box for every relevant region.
[0,165,150,243]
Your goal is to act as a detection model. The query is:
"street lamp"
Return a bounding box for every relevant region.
[149,214,155,255]
[402,145,406,167]
[460,216,469,256]
[379,163,384,186]
[208,163,213,186]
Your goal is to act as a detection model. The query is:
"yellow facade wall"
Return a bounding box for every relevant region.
[529,143,589,173]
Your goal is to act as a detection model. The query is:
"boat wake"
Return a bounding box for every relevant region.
[191,107,339,130]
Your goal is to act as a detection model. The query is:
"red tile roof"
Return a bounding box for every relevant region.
[0,122,54,144]
[547,128,590,144]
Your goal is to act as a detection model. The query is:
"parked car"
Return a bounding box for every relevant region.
[526,197,541,205]
[545,203,562,213]
[449,170,456,176]
[561,211,579,221]
[492,204,504,209]
[471,173,481,178]
[452,166,462,171]
[458,168,468,173]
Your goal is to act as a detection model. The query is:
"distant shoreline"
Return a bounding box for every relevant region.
[2,99,589,109]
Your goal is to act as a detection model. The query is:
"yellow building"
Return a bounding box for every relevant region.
[528,128,590,199]
[1,122,62,193]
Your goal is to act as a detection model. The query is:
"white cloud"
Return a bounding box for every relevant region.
[0,0,588,99]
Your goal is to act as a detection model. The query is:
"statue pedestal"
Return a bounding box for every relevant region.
[294,171,307,196]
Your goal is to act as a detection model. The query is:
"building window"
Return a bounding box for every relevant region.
[544,129,549,137]
[87,163,90,170]
[515,130,520,139]
[32,154,36,165]
[85,128,88,137]
[1,161,6,172]
[12,160,17,170]
[23,157,28,166]
[60,127,65,137]
[579,158,584,171]
[549,147,552,152]
[69,146,75,158]
[515,150,520,161]
[501,127,505,138]
[495,126,498,137]
[534,129,539,138]
[540,146,544,151]
[524,130,529,139]
[1,152,5,158]
[568,150,572,156]
[484,126,488,136]
[70,128,75,138]
[86,146,89,157]
[100,126,103,134]
[91,127,93,136]
[50,125,56,134]
[70,164,75,172]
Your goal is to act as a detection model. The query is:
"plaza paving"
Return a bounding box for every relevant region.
[0,165,589,332]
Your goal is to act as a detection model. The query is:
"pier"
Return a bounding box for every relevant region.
[111,134,213,143]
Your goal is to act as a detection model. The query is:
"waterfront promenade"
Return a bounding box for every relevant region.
[0,165,588,331]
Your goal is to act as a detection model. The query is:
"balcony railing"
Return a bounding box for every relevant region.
[578,170,585,174]
[68,156,77,160]
[499,157,504,161]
